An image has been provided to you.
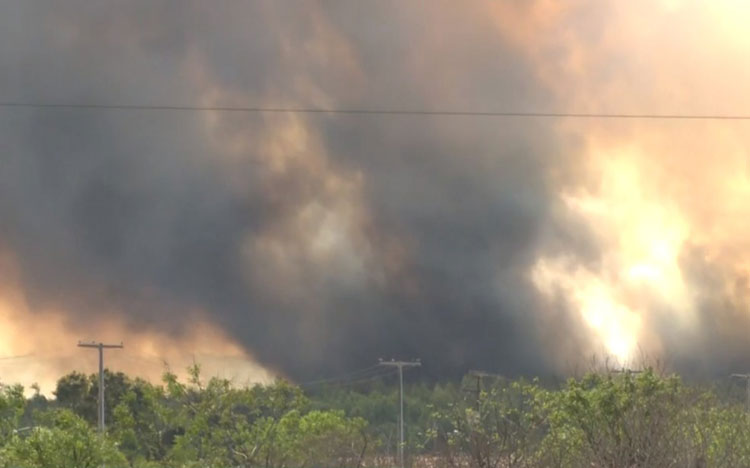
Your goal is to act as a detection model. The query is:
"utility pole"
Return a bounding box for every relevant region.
[379,359,420,468]
[467,370,493,411]
[731,373,750,411]
[77,341,123,433]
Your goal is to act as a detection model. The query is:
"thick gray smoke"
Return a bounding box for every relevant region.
[5,1,746,380]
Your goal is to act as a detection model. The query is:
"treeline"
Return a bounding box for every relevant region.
[2,366,750,467]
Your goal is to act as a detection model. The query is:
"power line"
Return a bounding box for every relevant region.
[0,354,34,361]
[311,368,398,388]
[300,365,396,388]
[0,101,750,120]
[299,364,381,386]
[115,354,170,369]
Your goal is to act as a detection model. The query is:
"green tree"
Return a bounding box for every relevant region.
[53,372,96,422]
[268,409,368,468]
[0,383,26,448]
[427,377,545,468]
[54,370,133,425]
[539,369,696,467]
[167,370,309,467]
[163,365,369,468]
[687,395,750,468]
[110,377,175,465]
[1,409,125,468]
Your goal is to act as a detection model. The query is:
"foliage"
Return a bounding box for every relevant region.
[426,377,545,468]
[0,409,125,468]
[110,377,173,463]
[538,369,693,466]
[161,365,368,468]
[0,384,25,446]
[54,370,133,425]
[4,367,750,467]
[536,369,750,468]
[309,380,460,458]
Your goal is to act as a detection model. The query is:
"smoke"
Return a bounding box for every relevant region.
[0,246,272,394]
[1,0,750,388]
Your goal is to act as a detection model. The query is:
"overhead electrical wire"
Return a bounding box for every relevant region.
[300,364,382,386]
[300,365,396,388]
[0,354,34,361]
[0,101,749,120]
[300,366,393,387]
[325,368,398,387]
[0,354,79,365]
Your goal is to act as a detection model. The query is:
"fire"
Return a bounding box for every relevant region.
[533,153,692,365]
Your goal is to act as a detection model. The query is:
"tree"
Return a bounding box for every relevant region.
[267,409,368,468]
[539,369,696,467]
[163,365,369,468]
[427,377,545,468]
[686,396,750,468]
[53,372,96,423]
[0,409,126,468]
[0,383,25,447]
[54,370,133,425]
[110,377,175,465]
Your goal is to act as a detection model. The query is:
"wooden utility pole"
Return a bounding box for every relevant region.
[468,370,494,411]
[731,373,750,412]
[379,359,420,468]
[77,341,123,433]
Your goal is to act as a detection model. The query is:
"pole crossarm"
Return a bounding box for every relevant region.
[466,370,504,410]
[77,341,124,349]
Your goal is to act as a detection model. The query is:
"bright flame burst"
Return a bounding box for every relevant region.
[533,151,692,365]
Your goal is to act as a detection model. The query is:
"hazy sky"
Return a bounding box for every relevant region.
[1,0,750,392]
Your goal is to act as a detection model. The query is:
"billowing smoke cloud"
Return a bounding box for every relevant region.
[1,0,750,388]
[517,0,750,374]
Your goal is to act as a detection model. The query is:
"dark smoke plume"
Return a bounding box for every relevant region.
[3,0,749,380]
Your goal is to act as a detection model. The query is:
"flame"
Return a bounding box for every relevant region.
[533,153,693,364]
[502,0,750,368]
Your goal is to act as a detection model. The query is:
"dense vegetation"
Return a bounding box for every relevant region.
[1,365,750,467]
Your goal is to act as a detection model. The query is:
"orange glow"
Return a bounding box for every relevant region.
[0,250,272,395]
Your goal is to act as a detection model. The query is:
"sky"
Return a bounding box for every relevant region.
[1,0,750,393]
